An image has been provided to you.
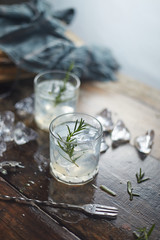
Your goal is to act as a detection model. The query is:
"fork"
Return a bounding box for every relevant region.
[0,194,118,219]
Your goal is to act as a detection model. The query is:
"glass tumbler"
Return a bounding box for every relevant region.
[34,70,80,131]
[49,113,103,185]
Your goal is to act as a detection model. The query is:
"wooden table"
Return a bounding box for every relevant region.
[0,72,160,240]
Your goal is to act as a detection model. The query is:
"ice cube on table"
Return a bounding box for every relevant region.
[134,130,154,155]
[0,137,7,156]
[100,136,109,153]
[13,122,38,145]
[0,111,15,142]
[14,94,34,117]
[96,108,114,132]
[111,120,130,147]
[34,150,48,172]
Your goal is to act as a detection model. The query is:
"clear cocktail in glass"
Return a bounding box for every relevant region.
[49,113,103,185]
[34,70,80,131]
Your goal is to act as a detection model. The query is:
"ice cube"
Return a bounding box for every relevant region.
[0,111,15,142]
[134,130,154,155]
[13,122,38,145]
[0,137,7,156]
[96,108,114,132]
[111,120,130,147]
[34,150,48,172]
[100,136,109,153]
[15,94,34,117]
[76,127,98,143]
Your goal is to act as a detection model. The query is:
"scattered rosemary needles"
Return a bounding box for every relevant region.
[133,224,155,240]
[57,118,87,166]
[127,181,139,201]
[48,62,74,106]
[136,168,150,184]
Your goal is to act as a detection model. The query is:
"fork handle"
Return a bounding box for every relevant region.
[0,194,82,211]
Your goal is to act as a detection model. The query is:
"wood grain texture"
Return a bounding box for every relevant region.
[0,75,160,239]
[78,79,160,160]
[0,178,80,240]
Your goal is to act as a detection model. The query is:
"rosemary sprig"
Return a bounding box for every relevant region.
[57,118,87,166]
[51,62,74,106]
[133,224,155,240]
[127,181,140,201]
[136,168,150,184]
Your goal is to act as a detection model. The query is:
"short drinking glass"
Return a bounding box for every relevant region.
[34,70,80,131]
[49,113,103,185]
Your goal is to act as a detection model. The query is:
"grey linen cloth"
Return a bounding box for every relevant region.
[0,0,119,81]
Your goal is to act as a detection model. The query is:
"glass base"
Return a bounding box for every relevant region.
[50,163,98,185]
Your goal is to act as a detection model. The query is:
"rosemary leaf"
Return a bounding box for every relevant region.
[100,185,116,196]
[133,224,155,240]
[136,168,150,184]
[147,224,155,237]
[127,181,139,201]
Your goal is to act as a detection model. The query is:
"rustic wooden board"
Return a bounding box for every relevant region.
[0,77,160,239]
[0,178,79,240]
[78,81,160,160]
[1,140,160,239]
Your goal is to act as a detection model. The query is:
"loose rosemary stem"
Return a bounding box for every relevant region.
[100,185,117,197]
[136,168,150,184]
[127,181,139,201]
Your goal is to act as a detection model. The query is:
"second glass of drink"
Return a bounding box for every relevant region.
[34,70,80,131]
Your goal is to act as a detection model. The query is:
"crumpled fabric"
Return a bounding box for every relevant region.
[0,0,119,81]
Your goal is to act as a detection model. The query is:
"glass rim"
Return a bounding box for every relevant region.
[34,70,80,90]
[49,112,103,144]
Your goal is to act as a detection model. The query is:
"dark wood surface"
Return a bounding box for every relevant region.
[0,77,160,240]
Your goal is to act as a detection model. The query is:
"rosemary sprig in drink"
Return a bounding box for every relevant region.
[136,168,150,184]
[57,118,87,166]
[49,62,74,106]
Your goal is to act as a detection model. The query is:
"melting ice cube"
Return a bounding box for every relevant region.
[100,136,109,153]
[96,108,114,132]
[14,122,38,145]
[0,137,7,157]
[15,94,34,117]
[34,150,48,172]
[0,111,15,142]
[111,120,130,147]
[134,130,154,155]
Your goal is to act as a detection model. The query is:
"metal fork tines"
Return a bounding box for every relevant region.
[83,204,118,218]
[0,194,118,219]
